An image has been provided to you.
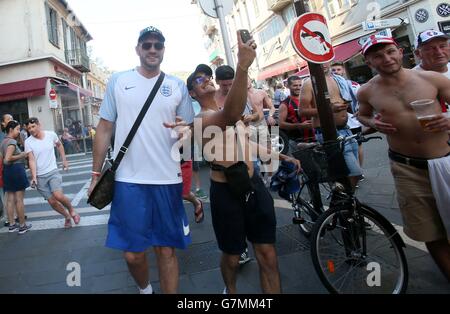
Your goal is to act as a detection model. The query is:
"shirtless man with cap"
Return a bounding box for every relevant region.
[357,35,450,281]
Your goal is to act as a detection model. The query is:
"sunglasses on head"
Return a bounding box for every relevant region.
[26,118,38,125]
[194,75,213,86]
[141,42,165,51]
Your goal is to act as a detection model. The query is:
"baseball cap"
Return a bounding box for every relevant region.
[186,64,213,91]
[215,65,235,81]
[361,35,398,56]
[138,26,165,43]
[415,29,450,47]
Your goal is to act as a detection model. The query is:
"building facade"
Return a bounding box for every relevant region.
[0,0,92,135]
[194,0,450,87]
[85,62,110,128]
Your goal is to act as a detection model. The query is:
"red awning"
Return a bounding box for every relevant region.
[333,38,361,62]
[0,77,48,102]
[294,67,310,78]
[257,58,307,81]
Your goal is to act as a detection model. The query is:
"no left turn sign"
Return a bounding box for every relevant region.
[290,13,335,64]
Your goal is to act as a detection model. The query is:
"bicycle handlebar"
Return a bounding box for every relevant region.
[338,133,382,144]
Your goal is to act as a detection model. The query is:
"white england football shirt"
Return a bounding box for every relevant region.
[99,69,194,184]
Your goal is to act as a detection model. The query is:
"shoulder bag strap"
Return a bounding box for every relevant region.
[287,96,301,121]
[111,72,165,172]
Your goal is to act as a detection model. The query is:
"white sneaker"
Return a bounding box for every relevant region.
[139,284,154,294]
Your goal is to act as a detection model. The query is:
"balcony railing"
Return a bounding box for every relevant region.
[266,0,292,12]
[65,49,90,73]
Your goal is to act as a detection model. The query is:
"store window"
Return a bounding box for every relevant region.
[0,99,29,125]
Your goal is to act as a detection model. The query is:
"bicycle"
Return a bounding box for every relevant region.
[292,133,409,294]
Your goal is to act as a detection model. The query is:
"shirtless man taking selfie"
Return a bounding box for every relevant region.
[183,32,299,294]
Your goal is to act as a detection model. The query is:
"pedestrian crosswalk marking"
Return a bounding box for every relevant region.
[25,179,88,191]
[23,206,110,219]
[61,164,92,170]
[71,181,91,207]
[24,194,76,206]
[0,214,110,233]
[61,170,91,178]
[58,159,94,166]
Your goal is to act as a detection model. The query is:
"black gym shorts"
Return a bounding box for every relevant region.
[209,174,276,255]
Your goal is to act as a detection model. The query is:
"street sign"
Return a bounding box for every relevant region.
[290,13,335,64]
[362,18,407,31]
[49,88,58,109]
[438,20,450,36]
[358,28,393,46]
[49,89,57,100]
[199,0,233,19]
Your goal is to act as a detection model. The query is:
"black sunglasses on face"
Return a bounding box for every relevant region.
[141,42,165,51]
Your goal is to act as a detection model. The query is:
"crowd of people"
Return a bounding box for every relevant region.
[60,122,96,154]
[0,116,81,233]
[1,25,448,293]
[87,25,449,292]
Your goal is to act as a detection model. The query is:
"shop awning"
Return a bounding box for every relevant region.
[257,58,307,81]
[333,38,361,62]
[294,67,310,78]
[0,77,48,102]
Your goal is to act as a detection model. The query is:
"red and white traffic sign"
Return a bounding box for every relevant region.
[49,89,57,100]
[290,13,335,64]
[48,88,58,109]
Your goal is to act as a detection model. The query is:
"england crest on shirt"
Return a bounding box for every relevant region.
[160,84,172,97]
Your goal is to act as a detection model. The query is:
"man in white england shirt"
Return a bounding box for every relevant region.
[88,26,194,294]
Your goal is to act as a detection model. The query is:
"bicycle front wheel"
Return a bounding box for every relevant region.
[310,206,408,294]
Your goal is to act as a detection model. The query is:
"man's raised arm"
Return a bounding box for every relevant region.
[201,31,257,130]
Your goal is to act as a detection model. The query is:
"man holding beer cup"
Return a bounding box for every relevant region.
[357,35,450,282]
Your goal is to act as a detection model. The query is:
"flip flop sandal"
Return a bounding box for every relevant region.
[71,214,81,225]
[64,217,72,228]
[194,200,204,224]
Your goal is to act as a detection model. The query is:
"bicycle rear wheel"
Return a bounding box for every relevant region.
[310,206,408,294]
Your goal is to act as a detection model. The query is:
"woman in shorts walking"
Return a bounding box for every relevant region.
[1,120,31,234]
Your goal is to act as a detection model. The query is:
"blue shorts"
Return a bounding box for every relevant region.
[315,128,363,177]
[106,182,191,252]
[3,163,30,192]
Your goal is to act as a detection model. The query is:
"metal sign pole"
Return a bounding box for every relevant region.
[214,0,235,68]
[77,86,87,154]
[294,0,337,142]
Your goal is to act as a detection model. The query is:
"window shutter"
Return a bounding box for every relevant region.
[44,2,53,43]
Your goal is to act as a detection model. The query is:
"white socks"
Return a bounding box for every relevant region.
[139,283,153,294]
